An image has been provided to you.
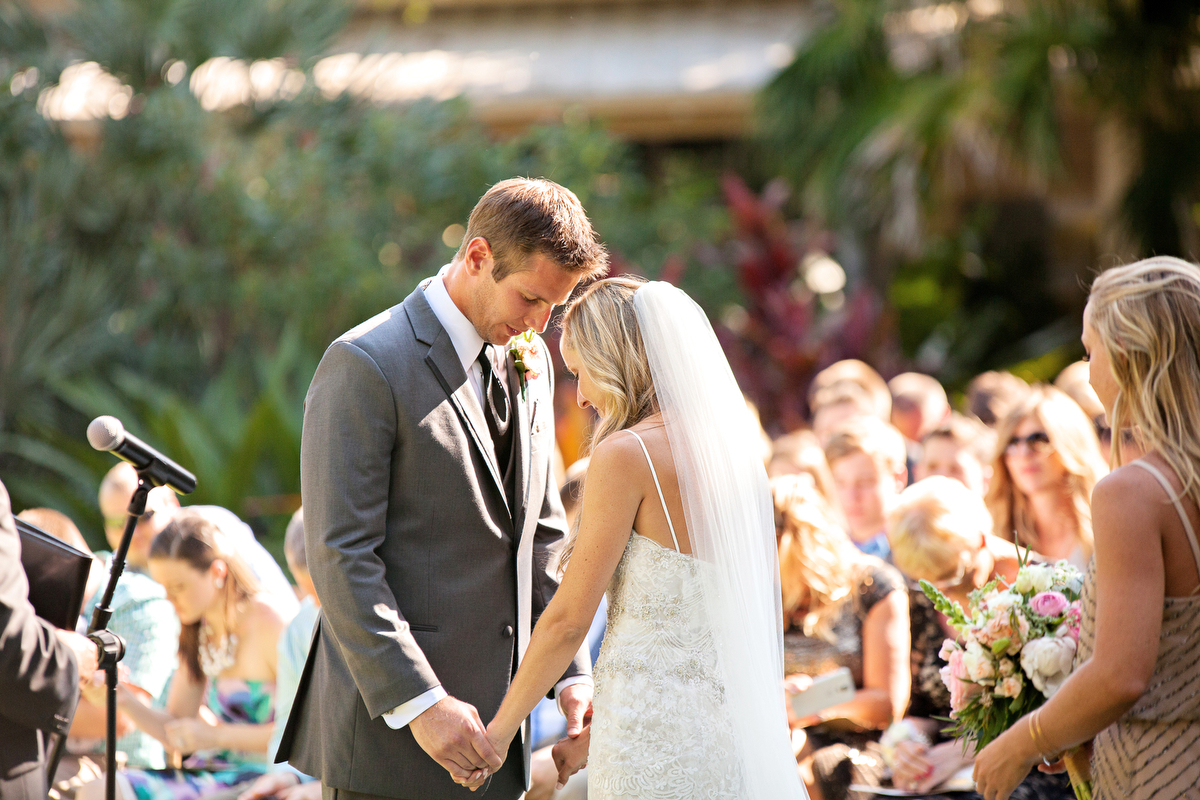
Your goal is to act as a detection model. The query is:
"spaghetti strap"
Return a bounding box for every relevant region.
[1132,460,1200,590]
[626,430,681,552]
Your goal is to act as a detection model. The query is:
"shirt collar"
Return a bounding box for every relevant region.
[423,266,487,375]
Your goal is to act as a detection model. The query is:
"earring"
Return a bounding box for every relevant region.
[214,577,225,589]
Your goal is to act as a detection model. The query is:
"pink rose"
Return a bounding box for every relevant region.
[1056,601,1082,642]
[1030,591,1069,618]
[940,649,982,711]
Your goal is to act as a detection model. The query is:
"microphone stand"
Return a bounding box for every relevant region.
[45,474,152,800]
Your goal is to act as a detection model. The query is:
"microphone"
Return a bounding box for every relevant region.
[87,416,197,495]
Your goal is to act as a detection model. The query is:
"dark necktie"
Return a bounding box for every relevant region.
[477,345,513,470]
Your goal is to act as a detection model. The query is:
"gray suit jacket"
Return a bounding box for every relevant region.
[278,286,590,799]
[0,479,80,780]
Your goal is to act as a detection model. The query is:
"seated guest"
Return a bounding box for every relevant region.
[809,360,892,447]
[769,430,839,508]
[810,359,893,421]
[885,477,1073,798]
[1,480,99,800]
[963,370,1029,428]
[825,417,908,560]
[773,476,909,800]
[889,373,951,446]
[238,508,320,800]
[99,463,298,616]
[810,381,878,448]
[1055,359,1144,464]
[16,508,178,794]
[888,373,951,476]
[985,385,1107,568]
[914,413,995,496]
[93,512,290,800]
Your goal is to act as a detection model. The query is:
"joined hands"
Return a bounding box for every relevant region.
[460,683,595,793]
[410,695,504,790]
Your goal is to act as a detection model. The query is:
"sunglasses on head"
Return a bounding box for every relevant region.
[1005,431,1052,453]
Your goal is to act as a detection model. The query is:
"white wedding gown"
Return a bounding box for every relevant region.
[587,431,746,799]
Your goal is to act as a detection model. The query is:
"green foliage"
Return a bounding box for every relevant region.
[761,0,1200,386]
[919,579,969,627]
[0,0,729,547]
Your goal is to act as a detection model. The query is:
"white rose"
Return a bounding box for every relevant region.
[963,642,996,683]
[1020,635,1077,698]
[1014,564,1054,595]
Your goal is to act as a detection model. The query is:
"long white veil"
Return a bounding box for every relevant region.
[633,282,807,798]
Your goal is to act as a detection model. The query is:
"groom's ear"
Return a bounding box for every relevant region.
[461,237,495,278]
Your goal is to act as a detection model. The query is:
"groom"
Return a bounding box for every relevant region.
[278,179,609,800]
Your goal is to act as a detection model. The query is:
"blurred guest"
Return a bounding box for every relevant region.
[810,359,893,422]
[1,480,98,800]
[964,371,1029,428]
[889,373,950,476]
[773,476,909,800]
[1055,360,1111,459]
[885,478,1073,799]
[811,381,878,447]
[97,513,289,800]
[914,413,996,496]
[769,430,838,507]
[99,463,297,616]
[986,386,1107,567]
[16,508,177,794]
[237,508,320,800]
[1055,359,1144,465]
[825,417,908,560]
[976,257,1200,799]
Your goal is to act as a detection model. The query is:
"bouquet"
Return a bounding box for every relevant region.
[921,560,1092,800]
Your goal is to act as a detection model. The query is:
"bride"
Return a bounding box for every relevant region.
[475,277,806,798]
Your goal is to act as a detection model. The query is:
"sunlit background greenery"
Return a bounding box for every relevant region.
[3,0,1198,559]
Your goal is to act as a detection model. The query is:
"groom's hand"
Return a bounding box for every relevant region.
[410,695,504,785]
[558,683,594,738]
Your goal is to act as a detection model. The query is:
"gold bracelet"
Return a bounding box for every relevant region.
[1028,710,1059,764]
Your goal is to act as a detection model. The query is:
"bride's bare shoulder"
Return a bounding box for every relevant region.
[589,431,659,483]
[589,430,650,472]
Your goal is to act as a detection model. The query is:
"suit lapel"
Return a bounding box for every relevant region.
[405,288,510,517]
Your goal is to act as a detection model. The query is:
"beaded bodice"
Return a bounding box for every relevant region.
[595,533,722,696]
[587,532,743,799]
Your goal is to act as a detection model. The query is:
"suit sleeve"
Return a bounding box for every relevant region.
[0,487,80,736]
[300,340,440,718]
[529,347,592,691]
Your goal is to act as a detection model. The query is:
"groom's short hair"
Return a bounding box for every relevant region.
[458,178,608,281]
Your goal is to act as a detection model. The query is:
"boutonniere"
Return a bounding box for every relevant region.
[508,331,542,400]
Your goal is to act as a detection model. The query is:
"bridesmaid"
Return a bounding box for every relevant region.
[973,256,1200,800]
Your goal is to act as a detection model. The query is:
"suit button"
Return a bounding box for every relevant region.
[502,625,514,638]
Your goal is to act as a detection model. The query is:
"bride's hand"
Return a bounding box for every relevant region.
[551,724,591,789]
[459,723,512,792]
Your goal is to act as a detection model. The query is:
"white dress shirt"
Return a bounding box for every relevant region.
[383,270,590,731]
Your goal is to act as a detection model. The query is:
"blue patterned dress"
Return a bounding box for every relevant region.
[121,679,275,800]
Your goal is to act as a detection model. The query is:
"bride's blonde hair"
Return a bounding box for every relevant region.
[557,276,658,569]
[1088,256,1200,507]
